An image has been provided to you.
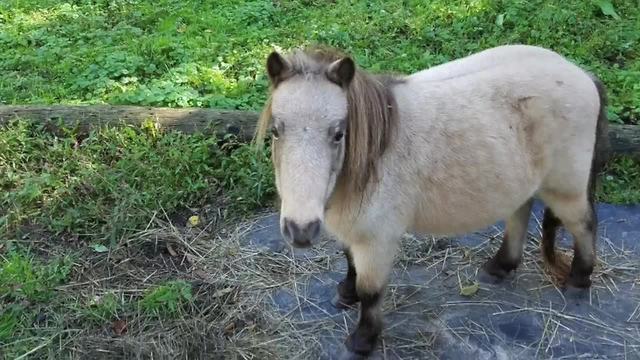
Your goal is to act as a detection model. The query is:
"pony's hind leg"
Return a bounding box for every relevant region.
[540,191,597,289]
[568,205,597,289]
[540,206,572,278]
[332,247,359,309]
[482,199,533,280]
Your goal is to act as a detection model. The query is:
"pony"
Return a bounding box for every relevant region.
[254,44,609,358]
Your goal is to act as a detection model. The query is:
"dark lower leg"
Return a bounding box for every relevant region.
[541,207,561,263]
[333,248,359,308]
[567,249,594,288]
[484,233,518,278]
[567,207,596,288]
[342,240,395,356]
[483,199,533,278]
[345,290,382,356]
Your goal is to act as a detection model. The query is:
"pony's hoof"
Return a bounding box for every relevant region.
[337,349,369,360]
[477,268,504,285]
[331,293,359,309]
[344,329,378,358]
[563,285,589,301]
[478,262,513,285]
[563,277,591,300]
[566,274,592,289]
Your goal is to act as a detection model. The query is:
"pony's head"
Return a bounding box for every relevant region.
[255,47,398,247]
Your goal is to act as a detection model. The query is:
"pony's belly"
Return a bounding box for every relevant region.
[410,199,521,236]
[411,215,500,236]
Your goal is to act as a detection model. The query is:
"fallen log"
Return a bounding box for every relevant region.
[0,105,258,141]
[607,124,640,160]
[1,105,638,161]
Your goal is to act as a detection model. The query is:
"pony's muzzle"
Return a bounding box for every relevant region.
[282,218,321,248]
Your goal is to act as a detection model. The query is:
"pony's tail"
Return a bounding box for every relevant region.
[589,74,611,186]
[541,74,610,284]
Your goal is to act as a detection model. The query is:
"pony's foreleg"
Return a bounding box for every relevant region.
[332,247,359,308]
[482,199,533,279]
[343,238,397,357]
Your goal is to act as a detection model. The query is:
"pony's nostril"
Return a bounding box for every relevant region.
[282,223,290,240]
[283,218,299,241]
[306,219,321,240]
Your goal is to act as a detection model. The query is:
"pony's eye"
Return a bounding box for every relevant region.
[271,125,279,139]
[333,131,344,142]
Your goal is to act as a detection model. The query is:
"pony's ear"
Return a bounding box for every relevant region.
[266,51,290,85]
[326,57,355,87]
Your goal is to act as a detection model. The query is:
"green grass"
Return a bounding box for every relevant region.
[0,0,638,221]
[0,248,72,348]
[0,0,638,124]
[81,291,122,324]
[138,280,193,317]
[0,249,72,304]
[0,119,274,241]
[598,155,640,204]
[0,246,202,358]
[0,116,274,357]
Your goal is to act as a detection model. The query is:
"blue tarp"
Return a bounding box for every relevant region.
[244,202,640,359]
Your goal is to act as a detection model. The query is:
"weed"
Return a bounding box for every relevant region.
[0,249,72,351]
[138,280,193,317]
[0,305,23,343]
[217,139,275,215]
[81,292,122,324]
[0,249,73,303]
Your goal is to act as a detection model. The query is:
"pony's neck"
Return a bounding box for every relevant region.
[324,182,361,235]
[339,70,402,196]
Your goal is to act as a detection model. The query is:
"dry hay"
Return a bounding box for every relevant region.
[24,206,640,360]
[43,209,345,359]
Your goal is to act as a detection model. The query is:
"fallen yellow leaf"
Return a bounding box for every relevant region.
[460,282,480,297]
[188,215,200,226]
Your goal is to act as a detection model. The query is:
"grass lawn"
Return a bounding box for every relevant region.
[0,1,639,123]
[1,0,639,358]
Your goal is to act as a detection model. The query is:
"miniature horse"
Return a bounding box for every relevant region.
[255,44,609,358]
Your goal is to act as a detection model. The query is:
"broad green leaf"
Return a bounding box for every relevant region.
[595,0,621,20]
[92,244,109,253]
